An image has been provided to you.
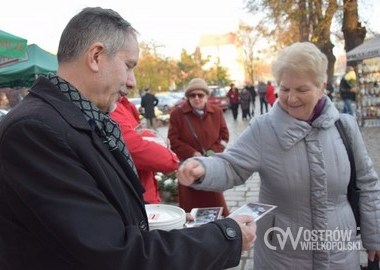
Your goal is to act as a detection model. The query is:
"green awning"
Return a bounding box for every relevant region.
[0,30,27,59]
[0,44,58,87]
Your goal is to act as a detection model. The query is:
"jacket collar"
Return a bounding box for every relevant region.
[29,76,146,208]
[269,96,340,150]
[30,76,92,131]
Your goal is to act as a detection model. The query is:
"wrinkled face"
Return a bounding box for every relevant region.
[278,72,324,121]
[92,36,139,112]
[188,90,208,110]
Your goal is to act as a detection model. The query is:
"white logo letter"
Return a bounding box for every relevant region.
[264,227,303,250]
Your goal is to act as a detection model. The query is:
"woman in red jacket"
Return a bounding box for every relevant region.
[168,78,230,216]
[111,96,179,203]
[266,81,277,107]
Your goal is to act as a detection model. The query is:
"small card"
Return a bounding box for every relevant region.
[185,207,223,228]
[229,202,277,222]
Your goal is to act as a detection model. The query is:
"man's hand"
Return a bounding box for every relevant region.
[368,250,380,262]
[177,159,205,186]
[228,215,257,251]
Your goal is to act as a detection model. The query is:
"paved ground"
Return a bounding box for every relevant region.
[156,101,380,269]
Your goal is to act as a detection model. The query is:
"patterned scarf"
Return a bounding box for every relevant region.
[47,74,138,176]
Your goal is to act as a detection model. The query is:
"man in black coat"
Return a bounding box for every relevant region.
[245,82,257,116]
[0,7,256,270]
[141,87,159,129]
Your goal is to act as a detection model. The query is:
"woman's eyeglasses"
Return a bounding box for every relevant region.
[189,93,205,99]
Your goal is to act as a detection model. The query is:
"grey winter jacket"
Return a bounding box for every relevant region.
[193,96,380,269]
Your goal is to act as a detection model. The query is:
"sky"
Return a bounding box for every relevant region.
[1,0,380,59]
[1,0,247,58]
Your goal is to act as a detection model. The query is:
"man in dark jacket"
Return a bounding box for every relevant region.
[0,7,256,270]
[141,88,159,129]
[257,81,268,114]
[245,82,257,116]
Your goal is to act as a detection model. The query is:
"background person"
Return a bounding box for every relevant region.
[257,81,268,114]
[339,66,357,115]
[141,87,159,129]
[118,93,140,123]
[111,95,179,203]
[227,83,240,120]
[0,7,257,269]
[239,86,251,120]
[265,80,276,108]
[245,82,257,116]
[168,78,230,217]
[176,42,380,269]
[325,80,335,101]
[0,92,10,110]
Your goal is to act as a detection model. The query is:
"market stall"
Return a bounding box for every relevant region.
[347,35,380,127]
[0,44,58,88]
[0,30,27,66]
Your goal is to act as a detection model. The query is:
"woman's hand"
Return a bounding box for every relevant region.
[177,159,205,186]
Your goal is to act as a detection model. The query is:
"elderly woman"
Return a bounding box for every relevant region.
[168,78,230,216]
[177,42,380,269]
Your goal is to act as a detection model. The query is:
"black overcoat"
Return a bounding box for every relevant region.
[141,92,158,119]
[0,77,242,270]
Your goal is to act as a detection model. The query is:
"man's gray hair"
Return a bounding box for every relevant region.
[57,7,138,63]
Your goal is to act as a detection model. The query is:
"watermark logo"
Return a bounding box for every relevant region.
[263,227,361,251]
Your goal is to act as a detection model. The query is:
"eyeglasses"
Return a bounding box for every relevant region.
[189,93,206,99]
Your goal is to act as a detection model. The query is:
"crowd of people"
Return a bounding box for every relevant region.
[227,80,278,121]
[0,6,379,270]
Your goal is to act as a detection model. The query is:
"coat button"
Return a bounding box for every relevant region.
[226,227,237,238]
[139,220,148,231]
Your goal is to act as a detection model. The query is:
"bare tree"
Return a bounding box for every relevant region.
[245,0,338,82]
[236,23,260,83]
[342,0,366,65]
[311,0,339,83]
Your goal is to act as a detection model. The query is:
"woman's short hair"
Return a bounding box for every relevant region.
[57,7,138,63]
[271,42,328,88]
